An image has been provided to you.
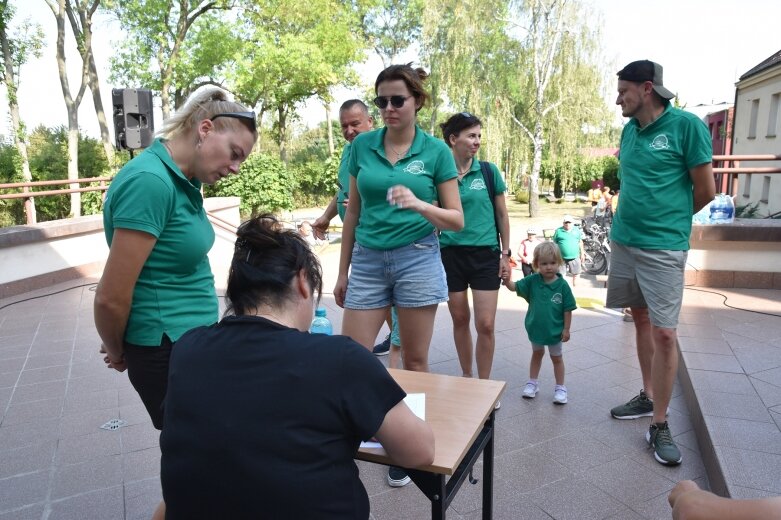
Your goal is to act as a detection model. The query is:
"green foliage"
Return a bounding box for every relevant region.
[735,202,761,219]
[0,143,24,226]
[362,0,424,66]
[289,151,340,207]
[204,153,296,217]
[540,155,618,193]
[514,189,529,204]
[23,126,109,222]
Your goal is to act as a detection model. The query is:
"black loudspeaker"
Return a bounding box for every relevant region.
[112,88,154,150]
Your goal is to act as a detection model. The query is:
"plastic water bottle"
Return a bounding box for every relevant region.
[309,307,333,335]
[709,193,735,224]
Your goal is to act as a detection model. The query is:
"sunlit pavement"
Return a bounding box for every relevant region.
[1,244,780,519]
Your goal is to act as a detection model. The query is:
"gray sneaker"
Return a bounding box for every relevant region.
[646,421,682,465]
[610,390,653,419]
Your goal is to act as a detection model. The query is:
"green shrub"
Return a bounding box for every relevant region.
[514,190,529,204]
[204,153,296,217]
[289,152,340,208]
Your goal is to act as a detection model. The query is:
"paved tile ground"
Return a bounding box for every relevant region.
[2,243,779,519]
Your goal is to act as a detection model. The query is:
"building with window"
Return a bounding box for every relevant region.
[732,50,781,216]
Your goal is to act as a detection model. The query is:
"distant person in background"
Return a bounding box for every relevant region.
[94,88,257,430]
[607,60,714,467]
[611,188,620,214]
[552,216,583,287]
[518,228,542,277]
[588,185,602,207]
[668,480,781,520]
[439,111,511,382]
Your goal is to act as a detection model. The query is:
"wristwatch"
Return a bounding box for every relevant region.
[501,249,511,257]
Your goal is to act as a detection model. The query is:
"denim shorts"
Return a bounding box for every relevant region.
[606,242,687,329]
[345,232,449,309]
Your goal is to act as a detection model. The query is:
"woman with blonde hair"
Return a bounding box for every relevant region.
[94,88,257,429]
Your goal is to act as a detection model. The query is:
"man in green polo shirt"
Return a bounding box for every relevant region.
[313,100,374,234]
[607,60,715,466]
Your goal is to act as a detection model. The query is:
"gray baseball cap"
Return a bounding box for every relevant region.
[617,60,675,100]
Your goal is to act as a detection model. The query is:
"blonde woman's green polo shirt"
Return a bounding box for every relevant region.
[348,126,457,250]
[103,139,218,346]
[439,160,505,248]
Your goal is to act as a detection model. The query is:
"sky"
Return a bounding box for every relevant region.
[1,0,779,141]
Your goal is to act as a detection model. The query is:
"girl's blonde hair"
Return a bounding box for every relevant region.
[159,88,256,140]
[532,241,564,271]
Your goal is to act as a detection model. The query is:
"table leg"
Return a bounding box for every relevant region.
[482,410,495,520]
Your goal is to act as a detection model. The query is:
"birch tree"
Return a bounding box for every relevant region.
[0,1,44,223]
[45,0,90,217]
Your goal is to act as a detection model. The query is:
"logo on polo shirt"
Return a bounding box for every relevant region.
[649,135,670,150]
[468,178,487,191]
[404,160,427,176]
[551,293,563,304]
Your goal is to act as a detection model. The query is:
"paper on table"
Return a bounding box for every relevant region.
[359,393,425,449]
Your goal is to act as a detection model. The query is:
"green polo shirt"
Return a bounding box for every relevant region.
[611,103,712,250]
[439,161,506,248]
[552,226,582,260]
[514,273,577,346]
[348,126,457,250]
[103,139,218,346]
[336,142,351,222]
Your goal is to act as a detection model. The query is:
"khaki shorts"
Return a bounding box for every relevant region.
[606,242,687,329]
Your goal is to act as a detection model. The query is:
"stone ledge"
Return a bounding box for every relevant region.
[685,270,781,289]
[691,219,781,242]
[0,215,104,248]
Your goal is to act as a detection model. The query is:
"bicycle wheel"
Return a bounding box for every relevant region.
[583,247,607,275]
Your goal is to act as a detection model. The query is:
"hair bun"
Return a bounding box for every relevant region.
[415,67,429,81]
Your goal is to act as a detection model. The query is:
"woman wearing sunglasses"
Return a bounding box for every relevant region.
[439,112,510,388]
[334,64,463,487]
[94,88,257,430]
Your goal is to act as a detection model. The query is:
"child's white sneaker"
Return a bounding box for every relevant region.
[553,385,568,405]
[522,381,539,399]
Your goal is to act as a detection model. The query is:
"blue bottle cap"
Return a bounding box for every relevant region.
[315,307,327,317]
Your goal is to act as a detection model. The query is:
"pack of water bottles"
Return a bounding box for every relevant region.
[693,193,735,225]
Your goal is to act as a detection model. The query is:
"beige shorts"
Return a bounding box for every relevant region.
[606,242,687,329]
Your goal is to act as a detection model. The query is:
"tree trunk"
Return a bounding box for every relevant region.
[528,108,544,218]
[48,0,89,217]
[325,103,334,155]
[88,53,115,168]
[278,105,287,164]
[0,6,36,223]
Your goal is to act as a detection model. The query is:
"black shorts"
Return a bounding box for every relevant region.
[440,246,501,292]
[124,335,174,430]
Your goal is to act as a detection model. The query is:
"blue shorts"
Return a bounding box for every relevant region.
[345,232,449,310]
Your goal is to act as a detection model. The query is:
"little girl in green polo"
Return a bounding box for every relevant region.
[502,241,577,404]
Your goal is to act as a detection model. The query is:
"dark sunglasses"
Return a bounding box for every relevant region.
[373,95,412,110]
[211,111,257,132]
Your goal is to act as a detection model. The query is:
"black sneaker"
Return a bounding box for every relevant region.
[373,335,391,356]
[610,390,654,419]
[387,466,410,487]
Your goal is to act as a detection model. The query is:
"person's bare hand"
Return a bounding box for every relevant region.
[334,275,348,308]
[312,217,329,241]
[387,185,423,212]
[99,344,127,372]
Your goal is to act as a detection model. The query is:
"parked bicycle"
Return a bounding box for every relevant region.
[581,220,610,275]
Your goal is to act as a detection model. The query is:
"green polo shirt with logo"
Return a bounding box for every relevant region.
[348,126,458,250]
[514,273,577,346]
[611,103,712,250]
[552,226,582,260]
[439,161,506,248]
[103,139,218,346]
[336,142,351,222]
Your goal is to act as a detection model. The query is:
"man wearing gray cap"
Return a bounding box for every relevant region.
[607,60,715,466]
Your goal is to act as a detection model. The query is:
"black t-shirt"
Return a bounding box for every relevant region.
[160,315,406,519]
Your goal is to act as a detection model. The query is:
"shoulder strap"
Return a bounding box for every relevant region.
[479,161,500,243]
